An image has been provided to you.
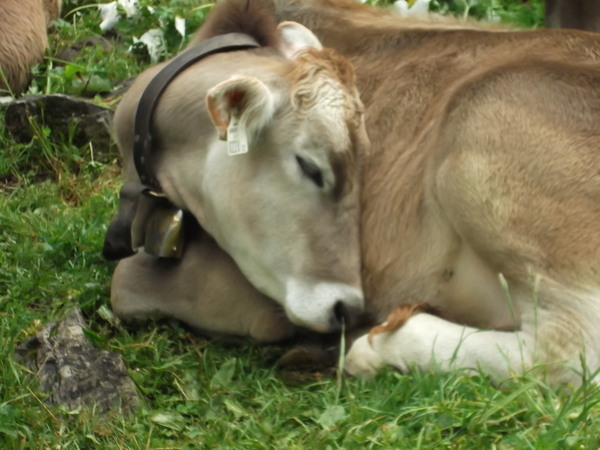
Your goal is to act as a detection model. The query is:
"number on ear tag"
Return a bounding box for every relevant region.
[227,113,249,156]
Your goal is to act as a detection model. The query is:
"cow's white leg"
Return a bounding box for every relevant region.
[344,333,385,378]
[345,313,533,382]
[346,283,600,386]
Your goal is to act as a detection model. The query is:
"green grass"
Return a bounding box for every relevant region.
[3,0,600,448]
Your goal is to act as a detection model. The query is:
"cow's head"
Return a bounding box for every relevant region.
[138,1,368,333]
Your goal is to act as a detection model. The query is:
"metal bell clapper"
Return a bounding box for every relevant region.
[139,191,185,259]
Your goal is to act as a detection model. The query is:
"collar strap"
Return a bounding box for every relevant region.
[133,32,260,193]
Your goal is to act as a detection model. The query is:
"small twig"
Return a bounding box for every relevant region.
[26,387,58,424]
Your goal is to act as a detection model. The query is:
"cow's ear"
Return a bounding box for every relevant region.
[206,75,275,141]
[276,21,323,59]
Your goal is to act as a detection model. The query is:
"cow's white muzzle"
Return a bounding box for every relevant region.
[284,279,364,332]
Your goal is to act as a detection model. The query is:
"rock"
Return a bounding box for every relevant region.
[54,34,117,64]
[104,75,138,100]
[14,310,138,414]
[3,94,115,156]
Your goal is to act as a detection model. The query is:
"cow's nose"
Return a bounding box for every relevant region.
[330,301,364,330]
[285,280,364,332]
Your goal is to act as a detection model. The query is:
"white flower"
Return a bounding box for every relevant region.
[98,2,119,31]
[175,16,186,38]
[119,0,139,17]
[131,29,165,64]
[394,0,431,17]
[98,0,139,31]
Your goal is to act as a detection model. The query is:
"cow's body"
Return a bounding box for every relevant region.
[271,0,600,384]
[112,0,600,385]
[0,0,61,95]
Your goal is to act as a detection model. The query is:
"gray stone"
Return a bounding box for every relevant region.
[3,94,115,155]
[15,310,138,414]
[54,35,116,64]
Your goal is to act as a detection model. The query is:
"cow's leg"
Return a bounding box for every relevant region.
[111,230,296,344]
[346,280,600,386]
[345,314,532,382]
[545,0,581,29]
[544,0,559,28]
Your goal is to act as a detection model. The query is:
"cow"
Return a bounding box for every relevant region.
[0,0,61,96]
[109,0,600,386]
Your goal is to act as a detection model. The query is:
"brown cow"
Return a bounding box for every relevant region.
[111,0,600,386]
[0,0,61,95]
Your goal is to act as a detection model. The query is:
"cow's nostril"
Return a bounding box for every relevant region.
[331,301,363,331]
[334,301,346,326]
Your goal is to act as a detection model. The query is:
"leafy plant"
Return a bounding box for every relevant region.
[431,0,544,27]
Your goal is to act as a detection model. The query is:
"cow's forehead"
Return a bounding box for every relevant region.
[291,70,346,112]
[289,56,356,152]
[298,109,349,156]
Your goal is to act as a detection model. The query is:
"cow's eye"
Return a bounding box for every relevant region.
[296,156,324,188]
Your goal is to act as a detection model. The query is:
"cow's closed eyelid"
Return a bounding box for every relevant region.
[296,155,324,188]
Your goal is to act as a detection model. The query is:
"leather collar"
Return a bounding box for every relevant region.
[133,32,260,193]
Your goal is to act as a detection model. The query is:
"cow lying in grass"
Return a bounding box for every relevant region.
[109,0,600,386]
[0,0,61,95]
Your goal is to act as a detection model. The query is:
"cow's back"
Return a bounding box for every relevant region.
[277,0,600,159]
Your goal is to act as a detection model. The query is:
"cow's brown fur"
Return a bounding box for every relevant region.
[274,0,599,303]
[275,0,600,383]
[112,0,600,384]
[0,0,61,95]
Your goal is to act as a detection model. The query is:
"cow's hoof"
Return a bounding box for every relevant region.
[277,344,336,385]
[344,335,384,379]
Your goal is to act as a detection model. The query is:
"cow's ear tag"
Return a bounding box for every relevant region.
[227,109,249,156]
